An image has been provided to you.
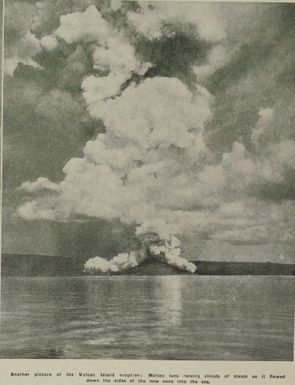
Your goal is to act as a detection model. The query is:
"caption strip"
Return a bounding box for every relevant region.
[10,371,287,384]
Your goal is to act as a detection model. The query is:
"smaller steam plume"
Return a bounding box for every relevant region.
[83,235,197,275]
[84,251,145,274]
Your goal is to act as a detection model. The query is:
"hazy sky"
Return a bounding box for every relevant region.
[3,1,295,263]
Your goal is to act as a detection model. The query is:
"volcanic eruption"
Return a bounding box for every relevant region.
[16,3,294,273]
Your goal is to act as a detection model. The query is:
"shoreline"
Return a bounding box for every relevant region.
[2,254,295,277]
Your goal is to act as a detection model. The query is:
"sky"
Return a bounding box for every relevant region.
[2,0,295,264]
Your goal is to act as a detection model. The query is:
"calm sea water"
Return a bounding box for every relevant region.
[1,276,294,360]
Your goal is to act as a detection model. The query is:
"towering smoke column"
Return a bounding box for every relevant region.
[16,4,228,273]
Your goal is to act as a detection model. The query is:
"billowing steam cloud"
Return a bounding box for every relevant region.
[16,3,295,270]
[17,4,214,273]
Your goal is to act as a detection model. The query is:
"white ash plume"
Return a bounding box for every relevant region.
[149,236,196,274]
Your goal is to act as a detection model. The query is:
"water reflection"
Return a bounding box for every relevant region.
[154,276,183,326]
[0,276,294,360]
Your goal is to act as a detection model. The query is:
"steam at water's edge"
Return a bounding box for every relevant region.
[84,236,196,274]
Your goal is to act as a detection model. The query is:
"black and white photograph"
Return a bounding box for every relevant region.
[1,0,295,363]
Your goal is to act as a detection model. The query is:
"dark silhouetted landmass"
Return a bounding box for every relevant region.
[1,254,84,277]
[194,260,295,276]
[2,253,295,276]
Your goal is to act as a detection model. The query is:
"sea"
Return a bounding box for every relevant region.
[0,275,294,360]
